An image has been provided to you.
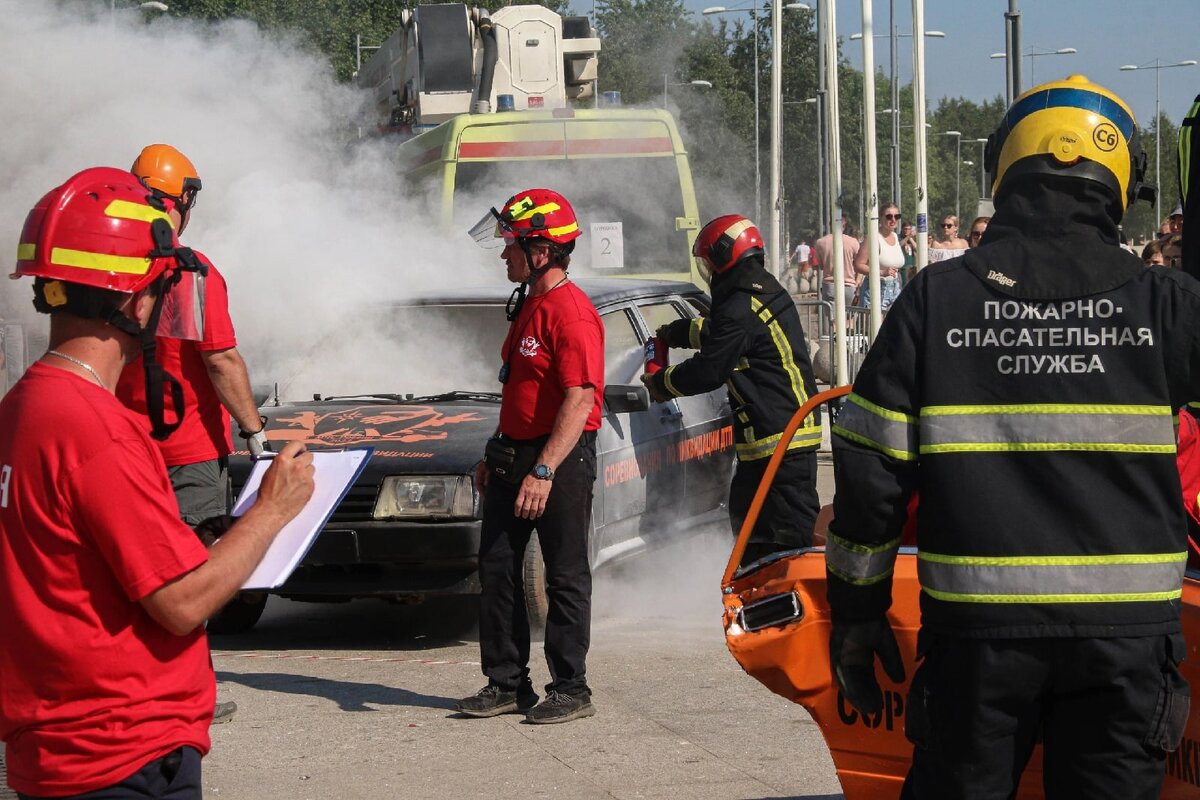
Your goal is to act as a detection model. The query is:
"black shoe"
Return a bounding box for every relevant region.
[524,691,596,724]
[456,683,539,718]
[212,700,237,725]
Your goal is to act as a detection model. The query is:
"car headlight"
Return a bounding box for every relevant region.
[373,475,477,520]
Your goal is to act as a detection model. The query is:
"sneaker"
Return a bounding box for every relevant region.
[456,683,539,718]
[523,691,596,725]
[212,700,237,725]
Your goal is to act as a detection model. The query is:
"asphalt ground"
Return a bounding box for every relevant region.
[1,455,843,800]
[199,453,843,800]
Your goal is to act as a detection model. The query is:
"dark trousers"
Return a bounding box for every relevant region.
[729,450,820,562]
[901,634,1190,800]
[18,747,201,800]
[477,439,595,696]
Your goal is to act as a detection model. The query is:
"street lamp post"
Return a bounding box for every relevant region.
[703,4,762,224]
[848,29,945,206]
[111,0,168,24]
[1119,59,1198,224]
[769,2,811,277]
[989,47,1076,87]
[662,77,712,108]
[971,137,989,199]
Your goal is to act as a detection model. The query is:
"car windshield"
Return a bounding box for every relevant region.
[453,157,689,276]
[281,303,510,400]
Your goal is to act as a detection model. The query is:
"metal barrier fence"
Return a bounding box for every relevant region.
[794,296,873,385]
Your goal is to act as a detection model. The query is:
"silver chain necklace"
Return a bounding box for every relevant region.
[46,350,107,390]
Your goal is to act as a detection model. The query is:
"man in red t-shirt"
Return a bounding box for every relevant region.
[2,168,313,798]
[118,145,268,529]
[457,188,604,725]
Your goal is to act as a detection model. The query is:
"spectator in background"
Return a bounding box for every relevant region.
[856,203,905,312]
[931,214,970,249]
[966,216,991,248]
[1161,204,1185,267]
[1142,239,1167,266]
[813,219,861,308]
[899,221,917,283]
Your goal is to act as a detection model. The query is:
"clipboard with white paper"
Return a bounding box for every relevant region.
[231,447,374,589]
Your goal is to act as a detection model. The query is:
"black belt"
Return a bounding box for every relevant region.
[501,430,596,447]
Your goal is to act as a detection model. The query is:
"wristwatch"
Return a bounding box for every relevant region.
[531,464,555,481]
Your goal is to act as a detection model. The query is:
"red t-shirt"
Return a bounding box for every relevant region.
[0,363,213,796]
[116,252,239,465]
[499,281,604,439]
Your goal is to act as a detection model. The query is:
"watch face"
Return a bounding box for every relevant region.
[533,464,552,479]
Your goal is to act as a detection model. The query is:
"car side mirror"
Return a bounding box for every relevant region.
[603,384,650,413]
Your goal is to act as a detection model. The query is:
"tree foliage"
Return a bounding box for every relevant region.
[155,0,1166,247]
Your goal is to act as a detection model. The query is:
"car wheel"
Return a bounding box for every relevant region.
[207,592,268,634]
[523,532,549,635]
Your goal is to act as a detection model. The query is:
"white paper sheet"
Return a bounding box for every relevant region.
[231,448,373,589]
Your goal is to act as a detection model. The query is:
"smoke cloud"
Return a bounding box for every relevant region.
[0,0,500,398]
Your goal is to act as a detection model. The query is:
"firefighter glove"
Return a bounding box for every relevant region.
[240,416,271,458]
[829,617,905,716]
[640,371,672,404]
[246,430,271,458]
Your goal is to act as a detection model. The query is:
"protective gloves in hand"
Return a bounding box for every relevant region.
[829,617,906,715]
[239,417,272,458]
[640,372,673,404]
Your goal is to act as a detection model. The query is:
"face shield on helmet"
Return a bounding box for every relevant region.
[984,74,1156,215]
[692,215,765,285]
[469,188,582,250]
[12,166,209,439]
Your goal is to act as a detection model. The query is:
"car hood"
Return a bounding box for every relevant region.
[235,396,500,480]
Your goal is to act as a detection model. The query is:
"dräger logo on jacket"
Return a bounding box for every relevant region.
[987,270,1017,287]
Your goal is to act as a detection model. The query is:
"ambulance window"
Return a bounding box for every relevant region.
[601,308,643,385]
[638,301,698,361]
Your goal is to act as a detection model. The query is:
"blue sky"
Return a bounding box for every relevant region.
[578,0,1200,126]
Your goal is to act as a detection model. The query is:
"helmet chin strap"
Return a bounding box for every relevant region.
[506,238,556,321]
[106,274,186,441]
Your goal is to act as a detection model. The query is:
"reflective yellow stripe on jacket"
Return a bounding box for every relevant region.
[921,403,1176,454]
[918,550,1187,603]
[826,531,903,586]
[834,398,1175,459]
[735,426,824,460]
[833,393,919,461]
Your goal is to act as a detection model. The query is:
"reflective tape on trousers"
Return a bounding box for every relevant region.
[921,405,1176,454]
[825,532,902,585]
[918,551,1187,603]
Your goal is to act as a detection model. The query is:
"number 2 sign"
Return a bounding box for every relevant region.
[590,222,624,270]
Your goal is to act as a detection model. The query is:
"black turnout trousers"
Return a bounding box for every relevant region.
[901,634,1190,800]
[728,450,820,560]
[477,437,596,696]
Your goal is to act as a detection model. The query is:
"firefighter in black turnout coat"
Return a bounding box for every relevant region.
[642,215,821,563]
[828,74,1200,799]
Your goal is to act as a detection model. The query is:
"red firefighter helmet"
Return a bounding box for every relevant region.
[131,144,203,212]
[12,166,179,294]
[496,188,581,245]
[693,215,765,278]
